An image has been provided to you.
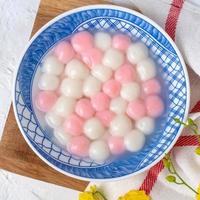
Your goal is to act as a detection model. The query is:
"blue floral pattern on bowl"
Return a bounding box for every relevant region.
[13,5,189,180]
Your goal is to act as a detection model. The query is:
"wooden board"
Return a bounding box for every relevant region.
[0,0,109,191]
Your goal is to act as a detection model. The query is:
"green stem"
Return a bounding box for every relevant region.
[94,191,108,200]
[174,181,184,185]
[177,118,200,146]
[169,157,198,195]
[181,122,187,126]
[168,167,175,175]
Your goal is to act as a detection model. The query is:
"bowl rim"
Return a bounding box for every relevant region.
[12,4,190,181]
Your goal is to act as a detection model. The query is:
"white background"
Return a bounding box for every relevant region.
[0,0,79,199]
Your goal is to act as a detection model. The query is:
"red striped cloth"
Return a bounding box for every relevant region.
[139,93,200,194]
[165,0,184,40]
[138,1,200,194]
[90,1,200,198]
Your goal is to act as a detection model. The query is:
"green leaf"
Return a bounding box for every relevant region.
[193,129,199,135]
[163,158,171,169]
[195,147,200,155]
[187,118,195,125]
[187,118,198,128]
[166,175,176,183]
[174,118,182,124]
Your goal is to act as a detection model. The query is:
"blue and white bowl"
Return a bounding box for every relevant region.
[13,5,190,181]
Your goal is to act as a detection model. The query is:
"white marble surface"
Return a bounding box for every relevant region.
[1,1,199,199]
[0,1,79,199]
[0,0,39,140]
[0,169,79,200]
[188,0,200,6]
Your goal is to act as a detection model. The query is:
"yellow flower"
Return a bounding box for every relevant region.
[90,185,97,193]
[196,185,200,200]
[118,190,150,200]
[79,185,106,200]
[79,185,150,200]
[79,192,95,200]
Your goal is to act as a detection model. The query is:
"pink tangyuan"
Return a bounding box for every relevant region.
[102,79,121,98]
[35,91,57,112]
[91,92,110,111]
[54,41,75,64]
[71,31,94,53]
[142,78,161,95]
[81,48,103,69]
[75,98,95,119]
[112,34,131,51]
[96,110,115,127]
[68,136,90,157]
[145,95,164,118]
[108,136,125,155]
[63,114,84,136]
[114,63,136,84]
[127,99,147,120]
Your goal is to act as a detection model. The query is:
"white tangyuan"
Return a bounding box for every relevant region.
[42,55,64,75]
[136,58,156,81]
[89,140,110,162]
[38,73,59,91]
[83,75,101,97]
[84,117,105,140]
[92,64,112,82]
[110,97,127,114]
[124,129,145,152]
[120,82,140,101]
[45,111,63,128]
[94,32,112,51]
[65,59,89,80]
[136,116,155,135]
[60,78,83,98]
[110,114,132,137]
[102,48,124,70]
[54,127,71,146]
[127,42,148,64]
[53,96,75,117]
